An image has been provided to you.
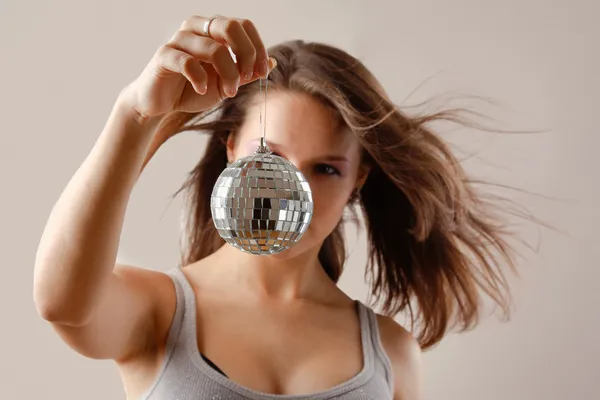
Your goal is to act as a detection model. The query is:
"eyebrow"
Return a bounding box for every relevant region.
[248,138,350,163]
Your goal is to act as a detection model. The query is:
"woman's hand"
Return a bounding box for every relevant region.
[121,15,276,121]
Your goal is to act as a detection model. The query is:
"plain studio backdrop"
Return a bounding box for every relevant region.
[0,0,597,399]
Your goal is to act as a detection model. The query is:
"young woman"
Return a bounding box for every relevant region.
[33,14,520,400]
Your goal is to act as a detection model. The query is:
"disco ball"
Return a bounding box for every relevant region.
[210,139,314,255]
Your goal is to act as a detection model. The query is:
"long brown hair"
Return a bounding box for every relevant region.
[162,40,536,349]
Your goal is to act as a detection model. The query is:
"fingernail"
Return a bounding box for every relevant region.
[225,84,237,97]
[243,68,253,81]
[226,85,238,97]
[258,60,269,77]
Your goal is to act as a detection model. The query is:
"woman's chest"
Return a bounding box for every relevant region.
[193,300,366,396]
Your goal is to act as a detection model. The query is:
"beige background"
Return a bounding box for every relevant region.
[1,0,597,399]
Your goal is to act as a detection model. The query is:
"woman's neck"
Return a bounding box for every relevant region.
[205,242,337,303]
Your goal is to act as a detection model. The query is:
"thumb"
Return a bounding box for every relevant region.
[268,56,278,70]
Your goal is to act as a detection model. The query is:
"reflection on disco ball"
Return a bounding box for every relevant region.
[210,146,314,255]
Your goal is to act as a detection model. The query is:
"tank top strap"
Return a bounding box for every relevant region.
[353,300,375,373]
[356,300,395,394]
[165,266,200,352]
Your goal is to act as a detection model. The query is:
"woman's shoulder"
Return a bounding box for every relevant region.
[114,263,177,306]
[374,313,420,364]
[374,313,423,399]
[114,264,179,350]
[112,264,179,397]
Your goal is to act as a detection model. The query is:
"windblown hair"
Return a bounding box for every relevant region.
[161,40,533,349]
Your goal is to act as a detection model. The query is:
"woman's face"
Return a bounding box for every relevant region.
[227,90,368,258]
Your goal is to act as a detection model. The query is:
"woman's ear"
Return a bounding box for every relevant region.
[226,132,236,164]
[356,164,371,189]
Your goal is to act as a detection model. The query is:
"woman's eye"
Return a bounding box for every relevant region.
[270,152,339,176]
[317,164,340,176]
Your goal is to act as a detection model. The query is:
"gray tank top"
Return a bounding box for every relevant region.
[139,266,394,400]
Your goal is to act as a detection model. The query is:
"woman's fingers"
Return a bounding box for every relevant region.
[121,14,274,118]
[168,30,239,97]
[204,17,259,81]
[234,18,269,79]
[154,45,208,95]
[181,16,269,79]
[157,15,272,103]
